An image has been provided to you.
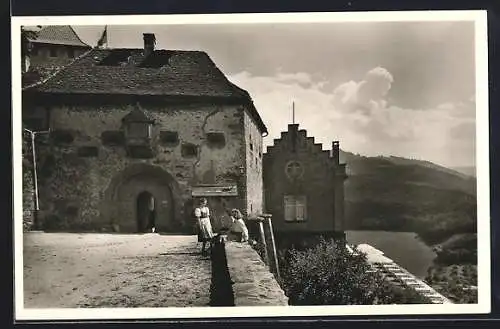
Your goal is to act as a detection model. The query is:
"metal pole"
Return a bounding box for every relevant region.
[24,128,50,230]
[262,215,280,280]
[31,132,39,212]
[257,219,268,264]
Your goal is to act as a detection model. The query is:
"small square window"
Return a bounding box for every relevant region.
[50,129,74,145]
[181,143,198,158]
[206,132,226,148]
[49,48,57,57]
[160,131,179,145]
[77,146,99,158]
[101,130,125,146]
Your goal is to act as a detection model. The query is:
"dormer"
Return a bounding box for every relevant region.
[122,104,155,158]
[122,105,154,142]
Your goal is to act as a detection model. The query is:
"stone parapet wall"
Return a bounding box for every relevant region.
[225,241,288,306]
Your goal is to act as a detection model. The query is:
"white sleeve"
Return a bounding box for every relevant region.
[194,208,201,217]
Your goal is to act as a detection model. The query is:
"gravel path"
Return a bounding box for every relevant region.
[23,233,212,308]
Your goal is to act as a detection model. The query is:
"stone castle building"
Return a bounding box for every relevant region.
[263,124,347,247]
[22,32,267,233]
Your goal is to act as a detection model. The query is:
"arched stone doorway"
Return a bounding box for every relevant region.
[102,164,183,233]
[136,191,156,233]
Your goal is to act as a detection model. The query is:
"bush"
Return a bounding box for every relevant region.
[279,238,431,305]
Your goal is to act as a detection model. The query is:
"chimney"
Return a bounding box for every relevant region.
[143,33,156,57]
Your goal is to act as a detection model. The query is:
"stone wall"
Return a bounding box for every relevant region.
[30,44,88,70]
[22,135,35,231]
[225,241,288,306]
[28,101,257,232]
[263,124,341,234]
[243,110,264,217]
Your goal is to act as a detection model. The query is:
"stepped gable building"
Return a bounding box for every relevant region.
[22,32,267,233]
[263,124,347,247]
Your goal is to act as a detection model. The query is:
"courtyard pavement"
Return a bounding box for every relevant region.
[23,233,212,308]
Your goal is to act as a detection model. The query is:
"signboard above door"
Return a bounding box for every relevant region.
[191,184,238,197]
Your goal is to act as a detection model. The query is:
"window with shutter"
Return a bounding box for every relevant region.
[128,122,150,138]
[284,195,295,222]
[284,195,307,222]
[295,196,307,221]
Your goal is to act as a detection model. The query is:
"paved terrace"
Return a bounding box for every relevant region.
[23,232,287,308]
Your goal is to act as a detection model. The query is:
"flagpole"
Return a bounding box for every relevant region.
[104,25,108,48]
[97,25,108,48]
[292,101,295,124]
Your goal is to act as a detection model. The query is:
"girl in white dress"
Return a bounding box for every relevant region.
[194,198,214,255]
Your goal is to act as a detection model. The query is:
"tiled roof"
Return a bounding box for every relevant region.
[27,48,250,98]
[24,48,267,133]
[28,25,90,47]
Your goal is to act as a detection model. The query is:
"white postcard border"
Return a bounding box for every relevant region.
[11,10,491,320]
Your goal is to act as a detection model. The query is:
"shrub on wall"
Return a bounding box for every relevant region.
[280,238,431,305]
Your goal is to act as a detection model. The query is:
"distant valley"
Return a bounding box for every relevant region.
[340,151,478,303]
[339,150,477,247]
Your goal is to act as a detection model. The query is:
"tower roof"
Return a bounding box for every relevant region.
[27,25,90,48]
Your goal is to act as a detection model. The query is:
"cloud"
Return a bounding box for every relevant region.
[228,68,476,167]
[332,67,394,115]
[450,121,476,140]
[274,72,314,87]
[437,99,475,118]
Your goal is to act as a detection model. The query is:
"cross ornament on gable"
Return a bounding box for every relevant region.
[285,161,304,180]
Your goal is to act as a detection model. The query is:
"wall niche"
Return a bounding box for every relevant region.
[160,131,179,146]
[101,130,125,146]
[77,146,99,158]
[50,129,75,145]
[206,132,226,149]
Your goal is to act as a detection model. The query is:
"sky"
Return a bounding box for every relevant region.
[72,21,477,168]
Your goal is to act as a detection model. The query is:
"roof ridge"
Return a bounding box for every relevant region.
[68,25,90,48]
[23,48,94,91]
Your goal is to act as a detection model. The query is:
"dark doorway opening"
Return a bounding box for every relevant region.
[137,191,156,233]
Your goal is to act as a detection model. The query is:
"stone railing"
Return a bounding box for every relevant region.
[209,215,289,307]
[224,241,288,306]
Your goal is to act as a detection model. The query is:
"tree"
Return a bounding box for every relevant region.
[21,26,40,57]
[280,238,431,305]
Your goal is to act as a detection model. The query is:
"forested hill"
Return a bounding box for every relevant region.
[339,151,477,245]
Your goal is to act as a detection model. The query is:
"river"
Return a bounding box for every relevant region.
[345,230,437,279]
